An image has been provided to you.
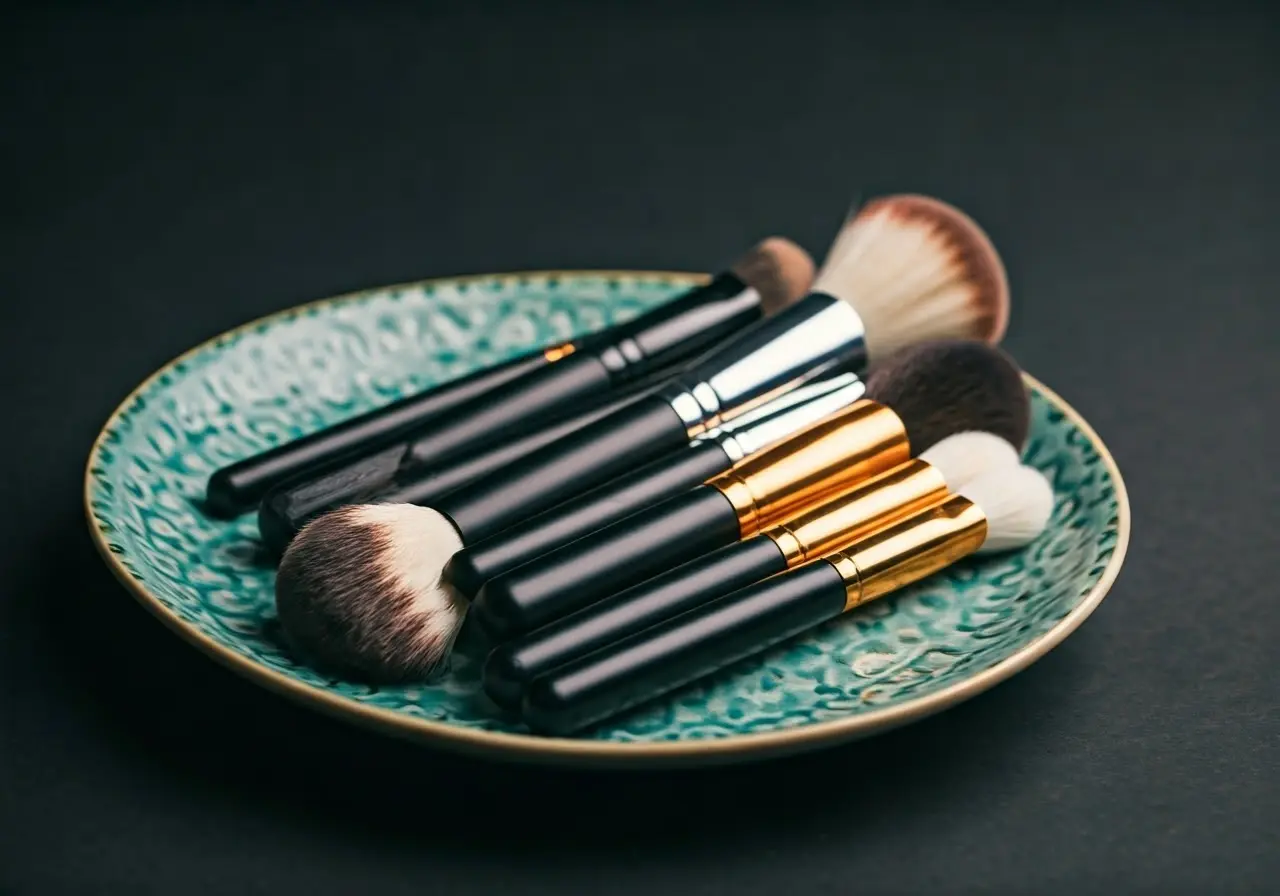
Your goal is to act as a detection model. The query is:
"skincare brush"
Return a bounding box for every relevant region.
[204,238,815,517]
[481,429,1019,709]
[274,194,1011,681]
[522,464,1055,735]
[468,340,1029,645]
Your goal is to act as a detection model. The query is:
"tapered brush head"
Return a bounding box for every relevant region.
[917,430,1022,491]
[274,504,465,682]
[865,339,1031,454]
[730,237,816,315]
[959,464,1056,553]
[811,194,1009,361]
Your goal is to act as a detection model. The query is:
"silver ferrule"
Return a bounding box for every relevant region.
[658,293,868,439]
[694,372,866,462]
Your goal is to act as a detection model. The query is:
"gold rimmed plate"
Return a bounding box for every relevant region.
[84,270,1128,768]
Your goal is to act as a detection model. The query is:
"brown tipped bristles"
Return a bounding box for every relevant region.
[811,194,1011,361]
[274,504,467,683]
[730,237,816,316]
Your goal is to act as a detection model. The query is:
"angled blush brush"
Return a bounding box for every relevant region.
[522,464,1056,736]
[204,238,815,518]
[467,340,1029,645]
[480,430,1020,710]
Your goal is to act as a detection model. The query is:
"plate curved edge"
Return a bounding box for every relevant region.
[82,269,1131,770]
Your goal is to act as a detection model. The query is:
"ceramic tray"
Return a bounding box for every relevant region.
[85,271,1129,768]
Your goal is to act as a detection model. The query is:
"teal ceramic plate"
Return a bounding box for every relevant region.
[85,271,1129,769]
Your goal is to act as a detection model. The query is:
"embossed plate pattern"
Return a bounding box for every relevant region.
[84,271,1129,768]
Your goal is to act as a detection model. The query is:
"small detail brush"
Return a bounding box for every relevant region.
[205,238,815,518]
[522,464,1055,735]
[481,429,1019,709]
[467,340,1029,644]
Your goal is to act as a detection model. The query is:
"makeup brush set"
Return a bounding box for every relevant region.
[203,193,1056,736]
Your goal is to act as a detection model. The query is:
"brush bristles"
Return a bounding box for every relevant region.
[918,430,1022,491]
[959,465,1055,553]
[811,194,1010,361]
[274,504,466,682]
[864,339,1031,455]
[730,237,816,316]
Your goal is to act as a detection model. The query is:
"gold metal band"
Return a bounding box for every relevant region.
[707,399,909,537]
[542,342,578,363]
[764,459,949,566]
[830,494,989,612]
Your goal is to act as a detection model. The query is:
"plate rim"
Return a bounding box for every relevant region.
[83,268,1131,769]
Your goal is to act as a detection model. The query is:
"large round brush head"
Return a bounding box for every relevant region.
[864,339,1031,454]
[730,237,816,315]
[811,194,1010,361]
[274,504,466,682]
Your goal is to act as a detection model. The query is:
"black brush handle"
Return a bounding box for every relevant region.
[256,379,662,555]
[205,349,550,517]
[206,271,760,518]
[444,439,735,601]
[483,535,787,709]
[434,393,692,543]
[522,559,848,735]
[468,485,741,643]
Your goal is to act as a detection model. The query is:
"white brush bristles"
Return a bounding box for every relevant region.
[918,431,1022,492]
[362,504,465,622]
[274,503,468,682]
[958,465,1055,553]
[811,196,1009,362]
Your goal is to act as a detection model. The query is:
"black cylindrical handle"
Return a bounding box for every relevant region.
[205,349,550,517]
[483,535,788,709]
[257,378,663,555]
[584,272,760,373]
[444,440,735,601]
[397,351,613,469]
[205,272,763,519]
[468,485,742,643]
[435,393,691,543]
[522,559,848,735]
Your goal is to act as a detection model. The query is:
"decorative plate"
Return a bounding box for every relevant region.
[85,271,1129,768]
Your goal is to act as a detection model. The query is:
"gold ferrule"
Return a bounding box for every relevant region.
[707,399,909,536]
[763,459,949,566]
[542,342,578,363]
[828,494,989,612]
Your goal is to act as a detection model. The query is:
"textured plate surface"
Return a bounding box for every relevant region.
[84,271,1129,768]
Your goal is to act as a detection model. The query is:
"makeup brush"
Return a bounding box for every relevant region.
[441,370,868,602]
[468,339,1029,645]
[270,368,864,679]
[274,194,1011,681]
[522,464,1055,735]
[481,430,1019,709]
[204,238,815,518]
[257,372,673,556]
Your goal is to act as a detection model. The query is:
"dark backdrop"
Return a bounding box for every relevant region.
[3,3,1277,894]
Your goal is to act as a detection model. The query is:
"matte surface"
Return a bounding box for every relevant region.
[2,3,1276,894]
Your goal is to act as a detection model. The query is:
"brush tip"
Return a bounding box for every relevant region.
[862,194,1010,343]
[865,339,1031,455]
[273,504,466,682]
[813,193,1011,361]
[959,464,1055,553]
[731,237,816,315]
